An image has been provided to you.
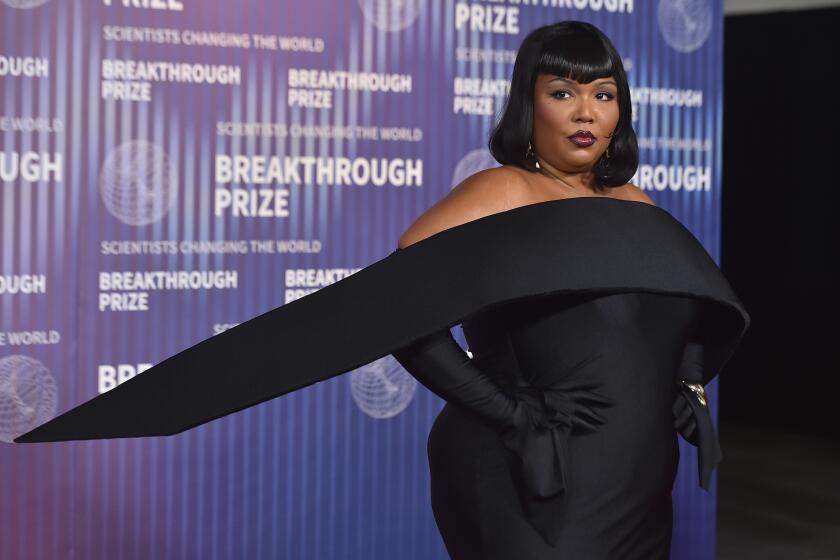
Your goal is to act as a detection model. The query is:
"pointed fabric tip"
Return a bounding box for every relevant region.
[13,357,185,442]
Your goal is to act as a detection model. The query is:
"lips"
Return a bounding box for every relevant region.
[568,134,595,146]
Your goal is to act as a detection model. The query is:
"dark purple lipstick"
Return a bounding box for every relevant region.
[568,130,596,147]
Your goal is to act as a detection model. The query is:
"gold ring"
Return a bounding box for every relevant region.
[681,381,707,408]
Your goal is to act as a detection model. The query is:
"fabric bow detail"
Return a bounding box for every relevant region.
[674,341,723,490]
[499,381,616,547]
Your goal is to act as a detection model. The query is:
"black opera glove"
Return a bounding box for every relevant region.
[673,381,706,447]
[672,341,707,447]
[391,326,617,547]
[672,340,723,490]
[390,326,613,436]
[391,327,518,428]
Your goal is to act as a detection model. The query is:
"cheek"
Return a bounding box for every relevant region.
[533,98,565,129]
[600,102,620,124]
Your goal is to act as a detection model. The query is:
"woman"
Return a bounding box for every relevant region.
[391,21,740,559]
[14,19,748,560]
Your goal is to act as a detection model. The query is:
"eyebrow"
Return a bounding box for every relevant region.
[549,77,617,87]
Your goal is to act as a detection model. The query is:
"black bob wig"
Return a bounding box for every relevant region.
[489,20,638,192]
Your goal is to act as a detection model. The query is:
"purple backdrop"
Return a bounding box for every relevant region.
[1,1,724,558]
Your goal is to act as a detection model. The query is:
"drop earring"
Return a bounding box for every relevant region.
[526,141,541,169]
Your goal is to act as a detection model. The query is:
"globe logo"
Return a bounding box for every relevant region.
[451,149,501,190]
[0,355,57,444]
[0,0,51,8]
[657,0,713,53]
[349,355,418,420]
[357,0,423,32]
[99,140,178,226]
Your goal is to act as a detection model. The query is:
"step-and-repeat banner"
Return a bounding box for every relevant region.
[1,1,723,558]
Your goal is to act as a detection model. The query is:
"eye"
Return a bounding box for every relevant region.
[550,91,615,100]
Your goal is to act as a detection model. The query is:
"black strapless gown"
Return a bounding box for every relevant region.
[427,291,703,559]
[12,198,748,560]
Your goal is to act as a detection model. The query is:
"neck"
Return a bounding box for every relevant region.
[535,159,599,194]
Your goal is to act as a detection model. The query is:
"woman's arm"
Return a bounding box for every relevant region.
[393,167,526,428]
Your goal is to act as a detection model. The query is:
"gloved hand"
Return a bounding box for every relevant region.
[672,337,723,490]
[673,341,707,447]
[391,326,612,435]
[673,382,706,446]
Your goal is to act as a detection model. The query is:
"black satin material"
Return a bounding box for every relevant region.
[428,291,703,558]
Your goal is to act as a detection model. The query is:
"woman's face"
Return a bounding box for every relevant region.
[532,73,620,171]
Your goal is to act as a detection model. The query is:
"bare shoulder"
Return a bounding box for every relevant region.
[397,166,527,249]
[616,183,656,206]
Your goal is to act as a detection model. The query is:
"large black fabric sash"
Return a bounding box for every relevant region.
[14,197,750,544]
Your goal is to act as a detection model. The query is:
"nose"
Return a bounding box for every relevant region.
[572,96,596,123]
[573,103,595,123]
